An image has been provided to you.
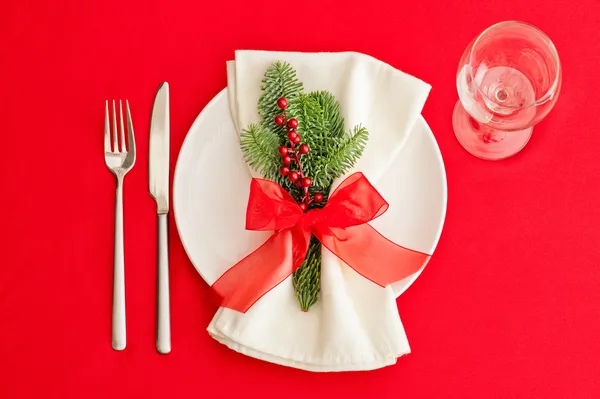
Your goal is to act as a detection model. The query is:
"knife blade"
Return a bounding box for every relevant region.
[149,81,171,354]
[150,82,170,212]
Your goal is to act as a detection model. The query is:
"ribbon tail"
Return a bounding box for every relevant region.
[315,224,430,287]
[211,230,296,313]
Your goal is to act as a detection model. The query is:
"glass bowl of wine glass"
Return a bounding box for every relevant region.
[453,21,562,160]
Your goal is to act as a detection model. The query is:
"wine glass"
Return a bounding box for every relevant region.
[453,21,562,160]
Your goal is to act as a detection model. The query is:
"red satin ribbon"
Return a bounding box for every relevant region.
[212,172,430,313]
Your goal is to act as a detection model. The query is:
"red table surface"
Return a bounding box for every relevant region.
[2,0,600,398]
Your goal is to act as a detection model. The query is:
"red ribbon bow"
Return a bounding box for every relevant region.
[212,172,430,313]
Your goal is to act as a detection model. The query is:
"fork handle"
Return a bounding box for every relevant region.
[156,213,171,354]
[112,178,126,350]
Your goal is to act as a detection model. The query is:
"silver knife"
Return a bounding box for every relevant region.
[149,82,171,354]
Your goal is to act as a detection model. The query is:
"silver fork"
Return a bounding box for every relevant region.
[104,100,136,351]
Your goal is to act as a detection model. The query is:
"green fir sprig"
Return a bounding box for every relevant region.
[239,61,369,311]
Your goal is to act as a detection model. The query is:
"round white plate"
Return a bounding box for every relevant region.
[174,89,447,297]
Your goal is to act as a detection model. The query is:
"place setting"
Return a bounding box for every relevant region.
[104,20,561,371]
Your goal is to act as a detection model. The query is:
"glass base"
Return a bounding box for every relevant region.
[452,101,533,160]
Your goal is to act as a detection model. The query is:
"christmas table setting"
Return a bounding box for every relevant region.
[2,0,600,398]
[175,50,446,371]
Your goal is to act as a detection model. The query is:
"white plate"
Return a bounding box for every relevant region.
[174,89,447,298]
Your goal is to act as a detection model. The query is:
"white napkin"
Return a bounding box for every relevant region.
[208,50,431,372]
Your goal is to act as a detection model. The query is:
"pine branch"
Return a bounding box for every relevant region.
[241,61,370,311]
[311,125,369,188]
[292,236,321,311]
[287,93,324,149]
[259,62,303,137]
[240,123,282,181]
[309,91,344,137]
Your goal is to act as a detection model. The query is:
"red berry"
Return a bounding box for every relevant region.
[295,180,303,188]
[282,155,292,164]
[287,131,298,141]
[280,166,290,176]
[277,97,288,109]
[302,177,312,188]
[288,118,299,129]
[314,193,324,203]
[274,115,284,125]
[299,144,310,154]
[293,135,301,144]
[278,145,289,156]
[289,171,299,182]
[299,203,308,212]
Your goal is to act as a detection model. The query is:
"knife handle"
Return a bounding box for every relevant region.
[156,213,171,354]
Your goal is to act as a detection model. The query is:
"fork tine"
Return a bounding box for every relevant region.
[125,100,135,154]
[104,101,111,153]
[112,100,118,153]
[119,100,127,152]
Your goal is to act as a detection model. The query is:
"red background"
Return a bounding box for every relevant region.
[1,0,599,397]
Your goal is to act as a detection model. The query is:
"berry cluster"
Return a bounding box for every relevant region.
[274,97,323,211]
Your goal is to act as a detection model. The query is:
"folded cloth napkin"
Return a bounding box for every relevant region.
[208,50,431,372]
